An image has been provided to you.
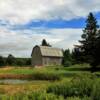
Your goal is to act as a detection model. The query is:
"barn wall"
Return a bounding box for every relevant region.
[42,56,62,66]
[31,46,42,66]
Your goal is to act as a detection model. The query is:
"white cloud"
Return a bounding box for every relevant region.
[0,0,99,57]
[0,27,82,57]
[0,0,100,24]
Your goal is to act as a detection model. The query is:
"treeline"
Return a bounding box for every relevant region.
[62,48,82,67]
[0,54,31,67]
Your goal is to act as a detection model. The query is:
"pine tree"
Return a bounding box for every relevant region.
[72,47,83,64]
[93,30,100,68]
[62,49,72,67]
[78,12,99,70]
[41,39,51,47]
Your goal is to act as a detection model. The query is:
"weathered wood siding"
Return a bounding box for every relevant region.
[31,46,42,66]
[42,56,62,66]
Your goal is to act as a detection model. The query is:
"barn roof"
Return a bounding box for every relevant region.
[32,45,63,57]
[39,46,63,57]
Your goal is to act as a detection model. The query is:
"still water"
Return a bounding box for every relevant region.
[0,79,30,84]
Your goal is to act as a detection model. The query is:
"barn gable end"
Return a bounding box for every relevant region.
[31,46,42,66]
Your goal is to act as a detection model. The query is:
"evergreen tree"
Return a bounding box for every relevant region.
[62,49,72,67]
[77,12,99,70]
[0,56,5,66]
[92,30,100,68]
[41,39,51,47]
[72,47,83,64]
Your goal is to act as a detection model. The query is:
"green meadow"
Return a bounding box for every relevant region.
[0,64,99,100]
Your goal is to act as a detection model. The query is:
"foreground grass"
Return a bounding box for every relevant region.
[0,64,99,100]
[0,81,50,95]
[0,74,99,100]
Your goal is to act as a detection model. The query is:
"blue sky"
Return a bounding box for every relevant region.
[0,0,100,57]
[12,12,100,29]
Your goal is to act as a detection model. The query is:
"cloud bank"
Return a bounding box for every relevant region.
[0,0,100,57]
[0,0,100,24]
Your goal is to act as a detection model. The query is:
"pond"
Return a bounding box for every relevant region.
[0,79,31,84]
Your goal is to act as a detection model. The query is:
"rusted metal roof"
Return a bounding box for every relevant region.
[39,46,63,57]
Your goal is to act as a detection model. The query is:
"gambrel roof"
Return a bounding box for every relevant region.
[32,45,63,57]
[40,46,63,57]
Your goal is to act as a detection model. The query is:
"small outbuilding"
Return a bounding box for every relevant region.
[31,45,63,66]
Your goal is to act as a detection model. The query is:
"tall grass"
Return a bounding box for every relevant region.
[0,73,99,100]
[47,73,100,99]
[0,92,64,100]
[0,65,99,100]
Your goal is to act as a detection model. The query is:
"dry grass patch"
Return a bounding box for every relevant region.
[0,81,49,95]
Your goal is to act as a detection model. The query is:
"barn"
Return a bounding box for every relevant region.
[31,45,63,66]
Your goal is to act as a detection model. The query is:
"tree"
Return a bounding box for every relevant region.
[6,54,16,65]
[92,30,100,68]
[25,58,31,65]
[62,49,72,67]
[77,12,99,71]
[72,47,83,64]
[41,39,51,47]
[0,56,5,66]
[16,59,25,66]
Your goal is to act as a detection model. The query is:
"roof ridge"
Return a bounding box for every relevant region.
[39,45,62,50]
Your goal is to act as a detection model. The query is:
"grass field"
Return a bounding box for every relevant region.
[0,64,99,100]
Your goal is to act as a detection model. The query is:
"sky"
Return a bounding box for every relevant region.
[0,0,100,57]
